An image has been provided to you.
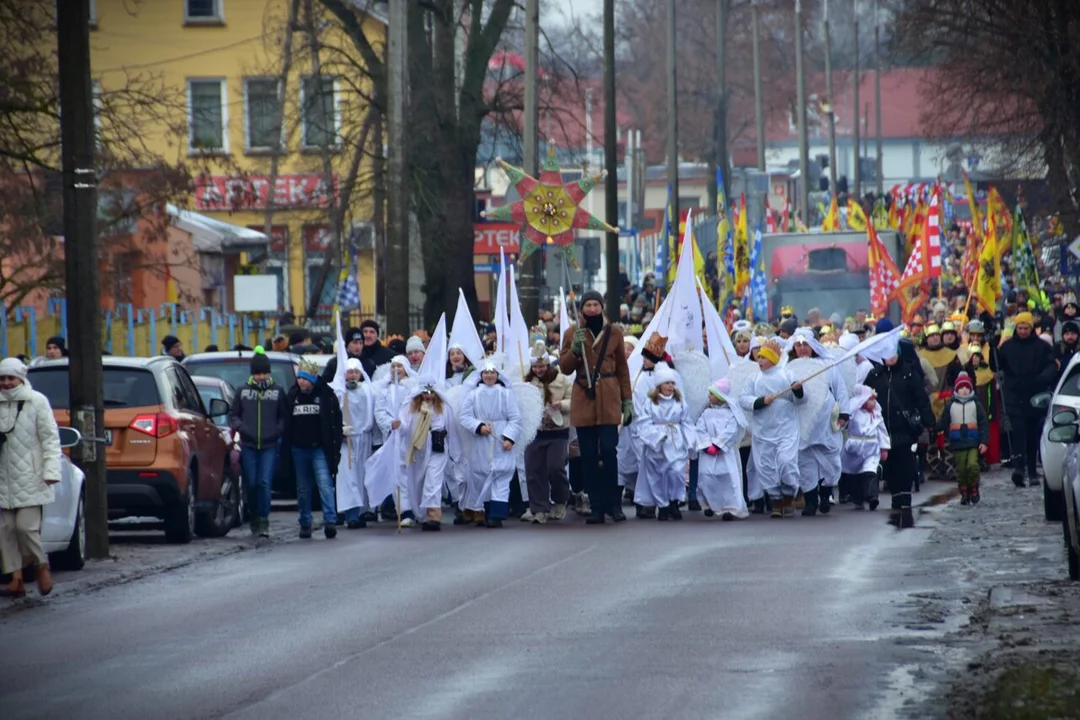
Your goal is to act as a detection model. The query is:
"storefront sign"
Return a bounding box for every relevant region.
[473,222,520,254]
[195,174,336,211]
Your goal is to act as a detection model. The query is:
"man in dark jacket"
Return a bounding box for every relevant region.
[228,347,288,537]
[1056,320,1079,380]
[285,359,344,538]
[998,311,1058,487]
[864,320,934,529]
[322,320,395,382]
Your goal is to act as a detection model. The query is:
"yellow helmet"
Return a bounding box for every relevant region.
[941,321,957,333]
[925,324,942,336]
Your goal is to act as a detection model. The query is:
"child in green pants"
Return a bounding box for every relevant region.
[936,372,989,505]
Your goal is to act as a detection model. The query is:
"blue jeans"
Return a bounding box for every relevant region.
[291,446,337,528]
[688,458,699,503]
[240,445,278,520]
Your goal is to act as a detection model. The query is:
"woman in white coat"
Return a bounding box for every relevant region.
[459,362,523,528]
[337,359,376,529]
[0,358,60,598]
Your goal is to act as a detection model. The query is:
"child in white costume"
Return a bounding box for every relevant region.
[695,377,749,520]
[397,382,458,531]
[739,338,805,518]
[634,363,696,521]
[336,358,376,529]
[841,384,890,510]
[459,361,523,528]
[365,356,416,524]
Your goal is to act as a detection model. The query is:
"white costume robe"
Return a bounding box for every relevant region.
[459,382,523,509]
[739,367,804,499]
[618,366,658,489]
[855,358,872,386]
[634,393,695,507]
[694,404,749,517]
[795,361,849,491]
[336,383,375,513]
[444,368,471,503]
[397,396,457,514]
[842,405,890,475]
[364,376,414,507]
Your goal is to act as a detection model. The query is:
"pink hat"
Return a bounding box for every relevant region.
[954,372,973,393]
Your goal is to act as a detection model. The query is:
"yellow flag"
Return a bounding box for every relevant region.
[988,187,1012,259]
[976,220,1001,314]
[733,194,750,297]
[821,195,840,232]
[847,199,868,231]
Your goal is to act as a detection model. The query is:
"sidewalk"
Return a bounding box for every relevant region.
[0,510,300,615]
[898,468,1080,719]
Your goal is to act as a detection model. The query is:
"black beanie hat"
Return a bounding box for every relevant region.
[345,327,363,344]
[580,290,604,309]
[46,336,66,353]
[360,319,380,334]
[1064,320,1080,336]
[250,347,272,375]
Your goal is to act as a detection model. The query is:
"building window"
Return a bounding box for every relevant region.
[188,79,227,153]
[244,78,281,151]
[185,0,223,23]
[301,76,338,149]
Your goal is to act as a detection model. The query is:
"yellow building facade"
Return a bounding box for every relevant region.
[89,0,384,318]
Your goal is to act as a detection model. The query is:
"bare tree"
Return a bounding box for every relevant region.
[892,0,1080,235]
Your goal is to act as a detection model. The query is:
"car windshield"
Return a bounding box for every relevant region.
[186,359,295,392]
[29,367,160,409]
[196,385,230,428]
[1059,367,1080,398]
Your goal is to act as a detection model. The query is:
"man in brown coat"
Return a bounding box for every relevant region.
[559,290,633,524]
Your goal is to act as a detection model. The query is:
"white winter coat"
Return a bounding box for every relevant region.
[0,381,61,509]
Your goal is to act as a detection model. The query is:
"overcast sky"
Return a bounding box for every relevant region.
[548,0,604,24]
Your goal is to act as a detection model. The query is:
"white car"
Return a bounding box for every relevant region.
[1044,409,1080,580]
[0,427,86,572]
[1034,352,1080,521]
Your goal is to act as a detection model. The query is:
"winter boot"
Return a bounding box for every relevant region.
[770,497,783,519]
[970,482,981,505]
[258,518,271,538]
[299,526,313,539]
[818,484,832,514]
[657,505,670,522]
[473,511,486,527]
[609,505,627,522]
[668,501,683,521]
[1011,470,1026,488]
[887,510,900,528]
[751,497,767,514]
[959,485,970,506]
[0,569,26,598]
[898,507,915,529]
[687,498,702,512]
[578,494,592,517]
[782,495,796,518]
[801,487,820,516]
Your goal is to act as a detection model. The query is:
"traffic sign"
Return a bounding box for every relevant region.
[474,263,500,274]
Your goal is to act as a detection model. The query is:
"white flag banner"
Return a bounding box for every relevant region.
[698,277,737,379]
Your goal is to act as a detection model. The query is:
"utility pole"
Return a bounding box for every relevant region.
[874,0,883,195]
[603,0,620,318]
[795,0,809,226]
[518,0,541,323]
[58,0,107,559]
[714,0,730,206]
[852,0,861,199]
[666,0,679,266]
[752,0,765,171]
[824,0,837,194]
[385,0,409,334]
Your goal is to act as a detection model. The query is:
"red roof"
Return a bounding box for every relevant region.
[762,67,942,144]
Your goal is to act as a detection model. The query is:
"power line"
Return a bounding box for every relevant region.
[96,35,264,73]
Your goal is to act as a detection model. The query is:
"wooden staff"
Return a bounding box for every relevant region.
[343,393,353,469]
[578,311,593,390]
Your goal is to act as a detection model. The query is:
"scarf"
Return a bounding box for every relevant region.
[407,400,434,466]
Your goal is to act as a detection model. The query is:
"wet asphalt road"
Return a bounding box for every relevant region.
[0,497,950,720]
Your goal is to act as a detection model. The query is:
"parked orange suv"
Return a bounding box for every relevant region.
[28,357,233,544]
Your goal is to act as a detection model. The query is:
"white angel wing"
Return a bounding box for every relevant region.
[786,357,831,442]
[372,363,391,385]
[835,356,857,397]
[511,381,543,452]
[727,358,760,402]
[673,349,712,421]
[443,383,473,463]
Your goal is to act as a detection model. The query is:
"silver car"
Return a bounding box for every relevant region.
[1033,353,1080,521]
[1042,409,1080,580]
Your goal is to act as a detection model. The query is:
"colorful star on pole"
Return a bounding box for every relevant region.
[482,144,618,266]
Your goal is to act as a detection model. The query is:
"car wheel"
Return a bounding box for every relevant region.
[1044,480,1065,522]
[195,465,235,539]
[50,490,86,571]
[164,469,196,544]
